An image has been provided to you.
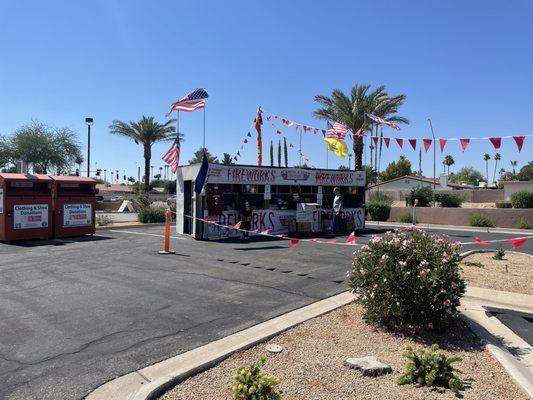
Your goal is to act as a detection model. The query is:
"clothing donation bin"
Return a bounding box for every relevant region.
[0,173,53,241]
[50,176,96,238]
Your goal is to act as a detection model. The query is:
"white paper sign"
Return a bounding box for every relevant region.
[0,188,3,214]
[63,203,92,227]
[14,204,48,229]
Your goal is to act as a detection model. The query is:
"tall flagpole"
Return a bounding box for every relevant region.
[202,105,206,150]
[299,128,302,167]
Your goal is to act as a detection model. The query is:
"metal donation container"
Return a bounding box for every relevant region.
[50,176,96,238]
[0,173,53,242]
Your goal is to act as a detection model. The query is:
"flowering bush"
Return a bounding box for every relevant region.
[348,227,465,331]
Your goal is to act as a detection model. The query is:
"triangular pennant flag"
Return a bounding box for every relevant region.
[289,239,299,248]
[439,138,447,152]
[513,136,525,152]
[276,130,282,135]
[247,132,252,137]
[489,137,502,150]
[260,229,270,235]
[313,128,319,134]
[266,115,271,121]
[304,126,311,132]
[237,151,240,156]
[232,221,242,230]
[234,156,238,161]
[289,143,294,148]
[383,137,390,148]
[372,136,379,146]
[508,237,527,249]
[346,232,356,245]
[423,139,432,152]
[308,238,320,243]
[474,237,491,246]
[408,138,417,150]
[244,138,248,144]
[460,138,470,152]
[321,130,326,136]
[396,138,404,149]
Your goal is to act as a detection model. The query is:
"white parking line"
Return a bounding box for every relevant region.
[108,230,187,240]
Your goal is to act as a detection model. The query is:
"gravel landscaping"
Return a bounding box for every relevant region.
[159,303,526,400]
[461,252,533,295]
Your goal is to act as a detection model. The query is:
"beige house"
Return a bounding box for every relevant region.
[502,181,533,200]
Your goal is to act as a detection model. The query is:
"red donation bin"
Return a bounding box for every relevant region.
[50,176,96,238]
[0,173,53,242]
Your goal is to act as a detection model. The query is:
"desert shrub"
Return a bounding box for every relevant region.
[469,213,494,227]
[398,212,414,223]
[516,218,531,229]
[493,248,506,260]
[366,200,391,221]
[406,186,433,207]
[138,207,166,223]
[510,190,533,208]
[495,201,512,209]
[96,214,113,226]
[437,193,463,208]
[397,344,463,392]
[232,357,281,400]
[368,191,393,205]
[348,228,465,331]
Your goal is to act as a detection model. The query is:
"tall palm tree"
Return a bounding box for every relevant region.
[109,116,177,192]
[443,155,455,175]
[492,153,501,184]
[510,160,518,174]
[314,84,408,170]
[483,153,491,184]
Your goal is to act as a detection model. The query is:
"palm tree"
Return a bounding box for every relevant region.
[314,84,408,170]
[109,116,176,192]
[492,153,501,184]
[510,160,518,174]
[483,153,491,184]
[221,153,234,165]
[443,155,455,175]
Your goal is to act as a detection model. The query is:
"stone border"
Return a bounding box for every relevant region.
[86,292,355,400]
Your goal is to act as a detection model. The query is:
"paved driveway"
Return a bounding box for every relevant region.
[0,224,531,400]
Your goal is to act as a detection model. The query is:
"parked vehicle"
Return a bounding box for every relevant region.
[167,195,177,206]
[95,195,104,202]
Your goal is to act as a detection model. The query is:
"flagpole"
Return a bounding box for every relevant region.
[325,122,329,169]
[202,105,206,150]
[299,128,302,167]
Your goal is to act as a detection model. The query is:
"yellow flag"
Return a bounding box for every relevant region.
[324,137,348,157]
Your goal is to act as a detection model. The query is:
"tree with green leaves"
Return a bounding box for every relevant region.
[517,161,533,181]
[11,120,83,174]
[283,137,288,167]
[314,84,408,170]
[221,153,234,165]
[492,153,501,183]
[449,167,484,185]
[188,148,218,165]
[269,140,274,167]
[109,116,176,192]
[277,140,281,167]
[483,153,491,183]
[364,165,379,186]
[338,165,350,170]
[0,135,13,170]
[510,160,518,174]
[442,155,455,175]
[380,156,413,182]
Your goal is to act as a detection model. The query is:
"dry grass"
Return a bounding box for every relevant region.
[461,252,533,295]
[159,303,526,400]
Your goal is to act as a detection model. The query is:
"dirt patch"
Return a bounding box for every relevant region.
[461,252,533,295]
[159,303,526,400]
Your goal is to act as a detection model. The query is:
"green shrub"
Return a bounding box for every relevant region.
[469,213,494,227]
[406,186,433,207]
[366,201,391,221]
[397,344,463,392]
[493,248,506,260]
[138,207,166,223]
[510,190,533,208]
[437,193,463,208]
[495,201,512,209]
[516,218,531,229]
[398,212,414,223]
[368,191,393,205]
[348,228,465,331]
[232,357,281,400]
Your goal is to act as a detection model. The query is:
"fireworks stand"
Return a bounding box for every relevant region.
[175,164,365,240]
[0,173,53,242]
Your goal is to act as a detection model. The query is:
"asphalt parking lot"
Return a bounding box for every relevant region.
[0,224,531,400]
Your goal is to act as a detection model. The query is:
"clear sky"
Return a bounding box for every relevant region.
[0,0,531,182]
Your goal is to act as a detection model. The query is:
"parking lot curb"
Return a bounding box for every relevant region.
[86,291,356,400]
[96,222,165,231]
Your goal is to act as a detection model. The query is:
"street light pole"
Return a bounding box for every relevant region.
[85,117,93,177]
[427,118,436,207]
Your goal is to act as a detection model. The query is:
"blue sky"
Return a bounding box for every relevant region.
[0,0,532,181]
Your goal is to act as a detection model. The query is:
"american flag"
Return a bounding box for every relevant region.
[166,88,208,116]
[326,121,349,139]
[366,113,401,130]
[162,135,180,173]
